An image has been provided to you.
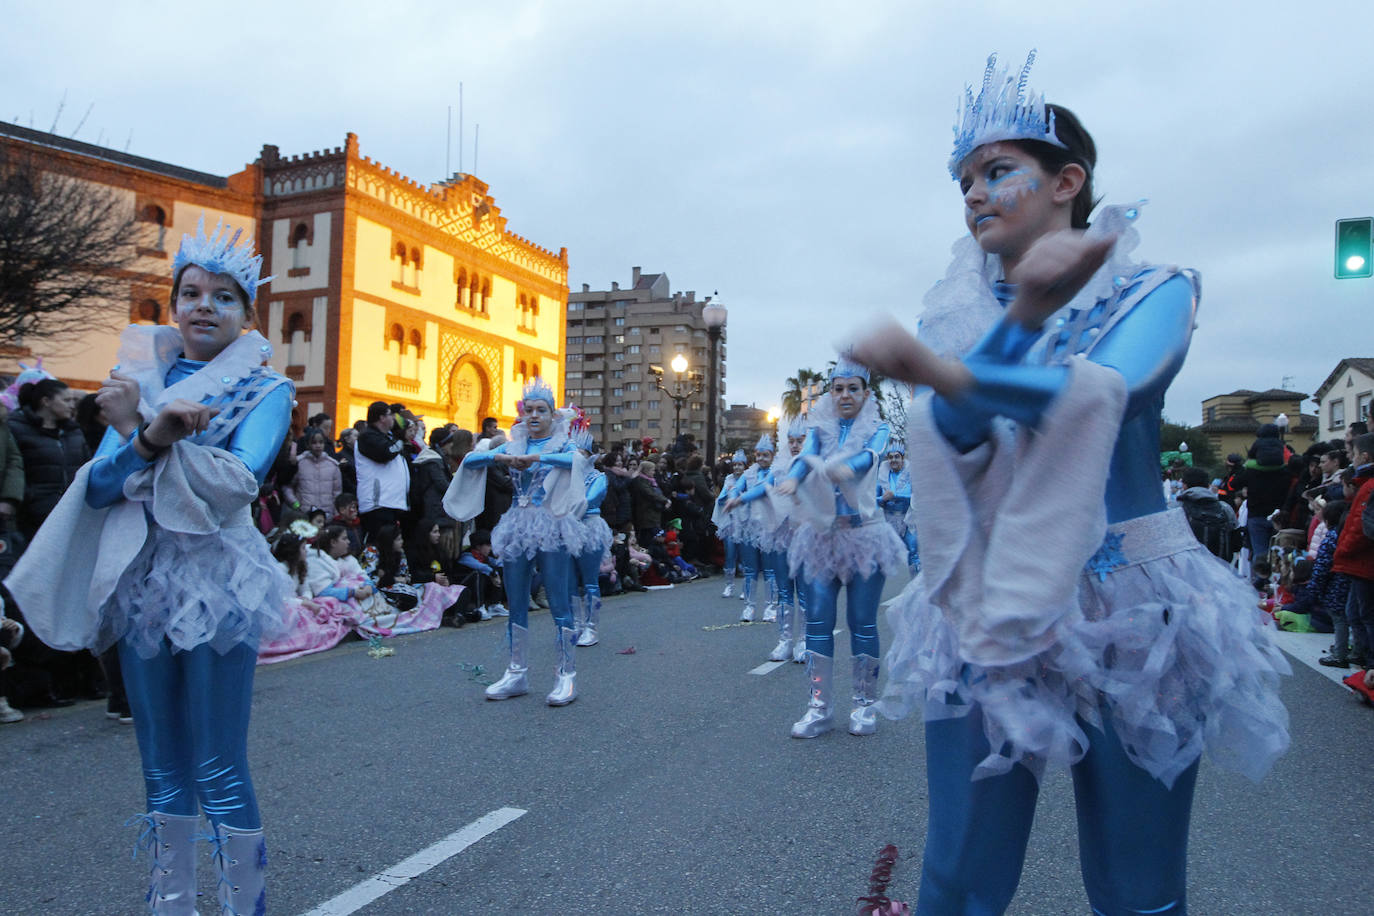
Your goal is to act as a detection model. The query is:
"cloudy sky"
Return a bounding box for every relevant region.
[5,1,1373,425]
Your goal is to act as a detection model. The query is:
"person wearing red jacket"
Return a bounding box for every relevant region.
[1331,432,1374,668]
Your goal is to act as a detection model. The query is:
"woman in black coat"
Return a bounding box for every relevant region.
[7,378,91,538]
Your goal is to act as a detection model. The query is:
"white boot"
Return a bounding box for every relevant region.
[790,652,835,738]
[0,697,23,723]
[576,593,600,647]
[138,811,200,915]
[209,822,266,916]
[848,654,880,736]
[547,626,578,706]
[485,624,530,700]
[767,598,793,661]
[721,581,734,598]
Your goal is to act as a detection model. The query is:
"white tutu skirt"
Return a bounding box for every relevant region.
[99,523,293,660]
[788,517,906,584]
[880,508,1290,787]
[757,520,795,554]
[576,515,613,560]
[493,505,587,560]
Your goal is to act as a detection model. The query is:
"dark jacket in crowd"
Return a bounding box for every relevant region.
[1240,425,1293,518]
[409,447,453,526]
[630,475,671,532]
[6,407,90,534]
[475,464,514,534]
[356,426,405,464]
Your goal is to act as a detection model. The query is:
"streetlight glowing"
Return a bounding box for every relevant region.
[671,353,688,374]
[1348,255,1367,273]
[766,406,780,422]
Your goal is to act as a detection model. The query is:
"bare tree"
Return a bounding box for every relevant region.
[0,142,139,344]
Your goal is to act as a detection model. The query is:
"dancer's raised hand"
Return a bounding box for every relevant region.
[847,318,972,397]
[1004,229,1116,328]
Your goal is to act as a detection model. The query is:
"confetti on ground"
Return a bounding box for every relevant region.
[616,646,636,655]
[366,635,395,659]
[700,621,762,631]
[458,662,494,685]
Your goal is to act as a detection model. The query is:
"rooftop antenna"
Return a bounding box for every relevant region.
[71,102,94,139]
[473,123,480,176]
[49,90,67,133]
[124,129,133,152]
[446,105,451,176]
[458,82,464,174]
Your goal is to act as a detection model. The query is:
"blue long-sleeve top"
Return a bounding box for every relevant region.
[785,420,891,517]
[736,467,775,504]
[460,436,577,508]
[878,466,912,515]
[583,470,607,518]
[86,357,293,509]
[715,472,742,508]
[930,269,1196,524]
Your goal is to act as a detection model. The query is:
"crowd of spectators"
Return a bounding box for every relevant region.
[0,385,736,723]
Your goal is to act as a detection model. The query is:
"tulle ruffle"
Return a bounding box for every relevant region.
[577,515,613,560]
[880,509,1290,787]
[788,519,905,584]
[493,505,588,560]
[100,524,293,660]
[757,520,796,554]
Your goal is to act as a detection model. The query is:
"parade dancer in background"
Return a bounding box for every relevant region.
[6,217,293,914]
[445,380,588,705]
[773,360,905,737]
[723,434,777,622]
[713,450,747,598]
[878,444,920,575]
[851,51,1289,914]
[568,413,610,647]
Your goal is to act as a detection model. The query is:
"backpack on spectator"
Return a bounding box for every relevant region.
[1181,497,1238,562]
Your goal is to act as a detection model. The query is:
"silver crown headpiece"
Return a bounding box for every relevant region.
[948,50,1066,179]
[732,449,747,465]
[886,443,906,456]
[829,355,870,384]
[780,414,806,439]
[754,433,775,454]
[519,377,556,411]
[172,215,273,303]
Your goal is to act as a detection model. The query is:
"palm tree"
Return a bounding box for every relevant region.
[782,368,824,419]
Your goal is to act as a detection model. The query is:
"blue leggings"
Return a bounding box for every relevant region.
[504,549,574,631]
[803,572,884,658]
[569,547,603,601]
[919,705,1197,916]
[723,537,737,576]
[766,550,791,607]
[738,542,761,594]
[118,639,261,829]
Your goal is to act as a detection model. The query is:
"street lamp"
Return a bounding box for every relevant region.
[651,353,703,445]
[702,298,727,463]
[1276,412,1289,445]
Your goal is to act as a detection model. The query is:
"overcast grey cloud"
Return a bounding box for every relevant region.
[4,1,1373,424]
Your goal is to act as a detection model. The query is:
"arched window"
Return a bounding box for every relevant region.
[470,275,481,311]
[394,243,407,284]
[131,299,160,325]
[143,205,168,251]
[291,223,310,270]
[287,311,307,365]
[408,247,422,288]
[388,323,405,376]
[480,277,491,313]
[405,329,422,378]
[456,267,468,308]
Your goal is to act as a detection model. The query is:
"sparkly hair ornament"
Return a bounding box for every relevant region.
[567,403,594,452]
[829,355,871,384]
[754,432,775,454]
[0,358,56,411]
[886,443,906,457]
[518,377,557,412]
[948,50,1066,179]
[783,415,807,439]
[732,448,747,465]
[172,215,273,304]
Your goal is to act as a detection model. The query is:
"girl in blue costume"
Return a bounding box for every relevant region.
[771,360,906,738]
[567,415,611,647]
[850,52,1289,915]
[711,450,747,599]
[444,380,588,705]
[877,443,920,575]
[722,434,779,622]
[5,218,294,915]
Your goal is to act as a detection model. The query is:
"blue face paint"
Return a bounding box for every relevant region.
[987,168,1039,212]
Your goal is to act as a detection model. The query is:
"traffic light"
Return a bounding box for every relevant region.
[1335,217,1373,279]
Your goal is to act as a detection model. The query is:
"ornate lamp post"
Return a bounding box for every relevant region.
[702,299,727,463]
[1276,412,1289,445]
[651,352,703,445]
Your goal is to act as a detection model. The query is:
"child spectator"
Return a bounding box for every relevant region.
[1283,500,1348,637]
[455,529,506,620]
[329,493,363,556]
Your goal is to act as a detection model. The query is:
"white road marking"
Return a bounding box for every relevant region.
[750,661,786,675]
[300,807,526,916]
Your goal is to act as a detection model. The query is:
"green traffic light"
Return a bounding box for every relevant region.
[1336,217,1374,279]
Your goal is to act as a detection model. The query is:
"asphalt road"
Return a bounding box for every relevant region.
[2,574,1372,915]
